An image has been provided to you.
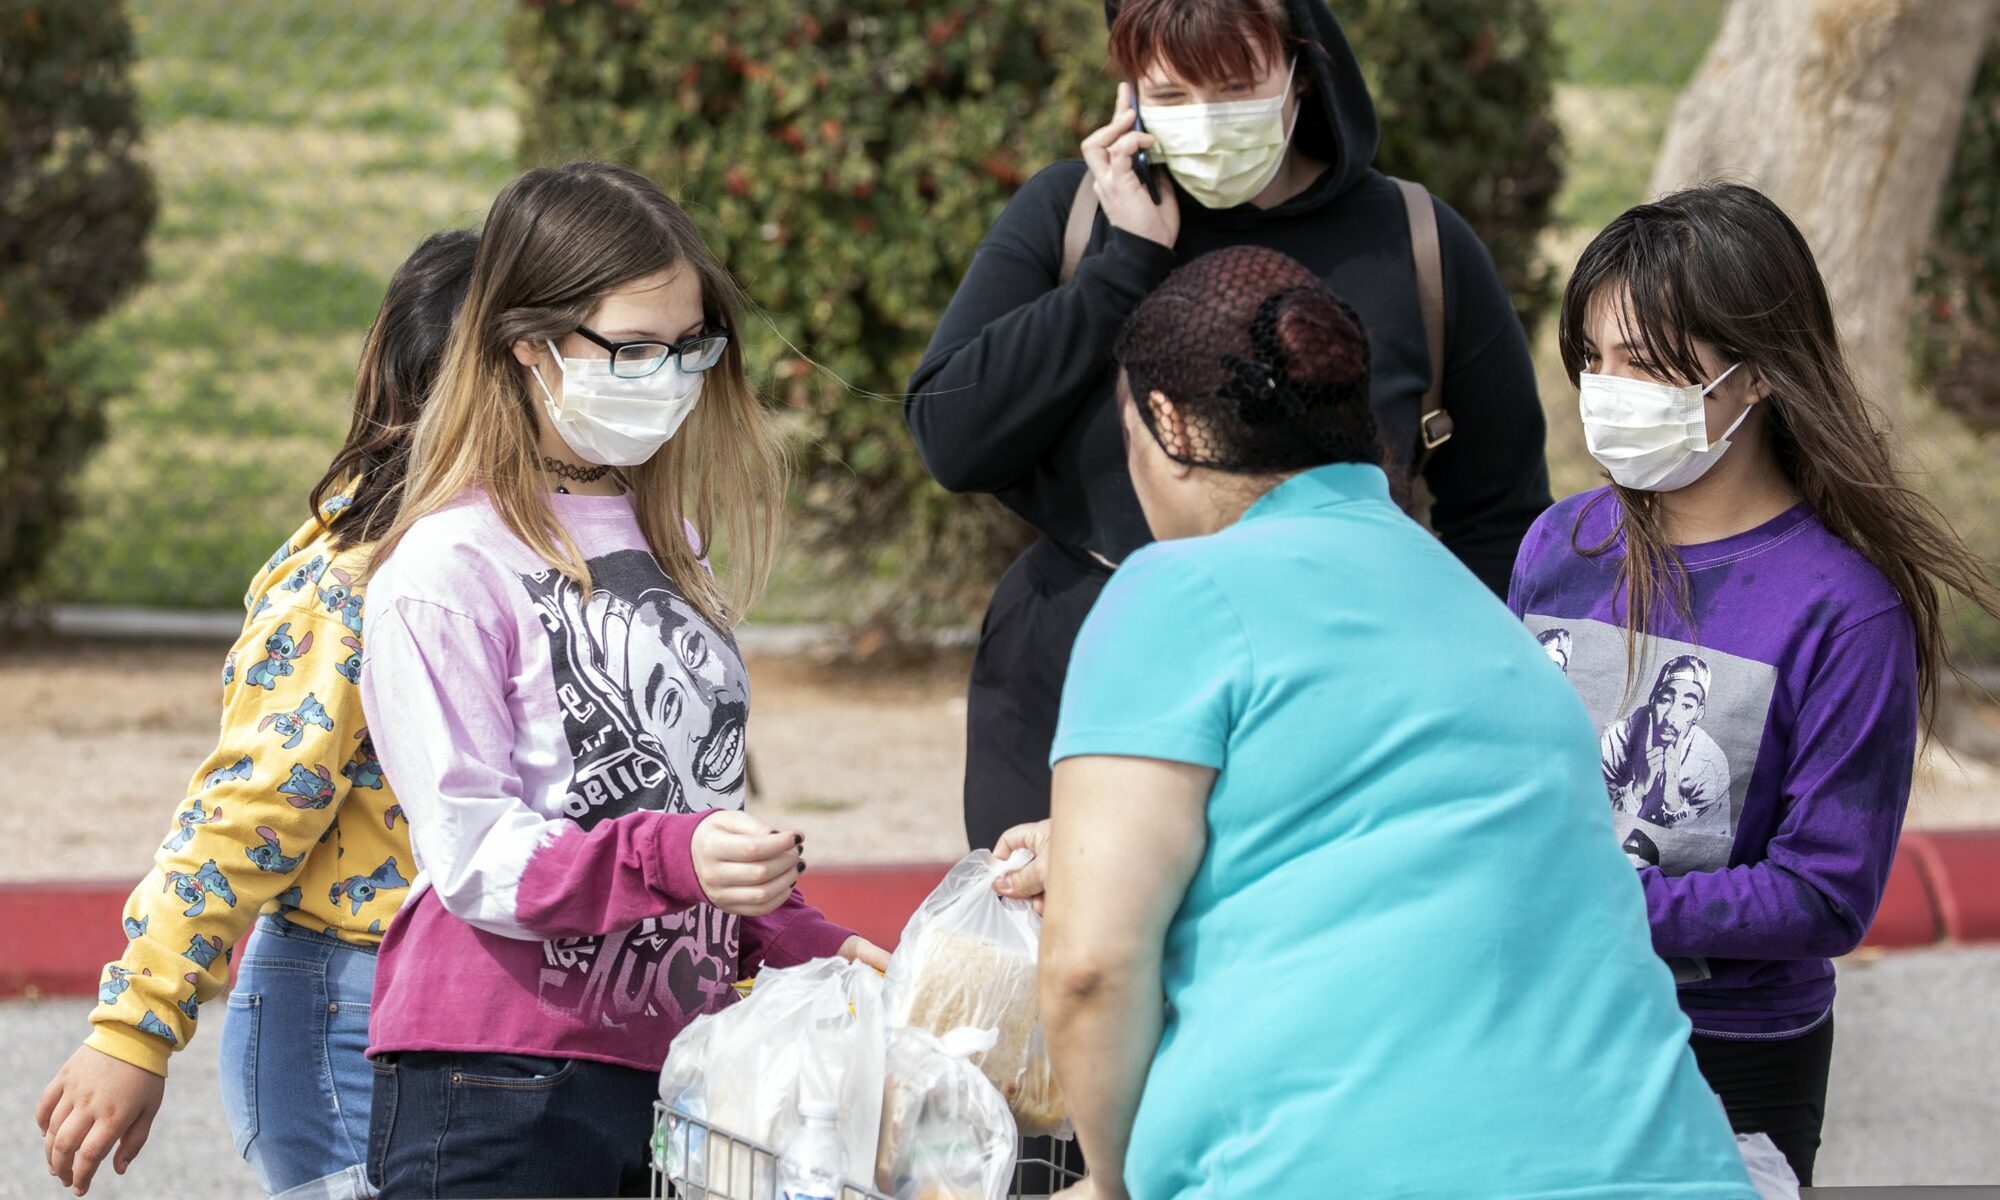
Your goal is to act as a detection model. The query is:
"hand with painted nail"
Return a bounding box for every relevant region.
[692,809,803,916]
[993,819,1052,915]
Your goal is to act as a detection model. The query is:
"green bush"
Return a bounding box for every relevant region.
[1917,33,2000,435]
[1348,0,1566,335]
[0,0,156,604]
[513,0,1564,627]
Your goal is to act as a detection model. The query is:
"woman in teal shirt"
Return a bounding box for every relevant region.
[998,246,1754,1198]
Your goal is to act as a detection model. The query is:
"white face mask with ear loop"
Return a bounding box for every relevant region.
[1141,58,1301,210]
[1578,362,1751,493]
[529,339,704,468]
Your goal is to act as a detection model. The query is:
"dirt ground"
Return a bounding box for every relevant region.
[3,637,1997,883]
[0,638,974,883]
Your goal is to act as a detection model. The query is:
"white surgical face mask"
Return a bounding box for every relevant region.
[1578,362,1748,492]
[530,340,704,468]
[1142,60,1300,211]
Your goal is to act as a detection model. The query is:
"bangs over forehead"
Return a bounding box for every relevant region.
[1561,212,1727,389]
[1109,0,1290,87]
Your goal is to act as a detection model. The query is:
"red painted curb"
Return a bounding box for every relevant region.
[1903,831,2000,943]
[797,861,951,953]
[0,880,136,1000]
[1860,844,1943,949]
[0,865,957,1000]
[9,833,2000,999]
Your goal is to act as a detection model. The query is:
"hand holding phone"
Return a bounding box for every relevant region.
[1128,79,1160,204]
[1080,80,1180,249]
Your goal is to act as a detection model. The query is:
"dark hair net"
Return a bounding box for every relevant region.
[1114,245,1377,474]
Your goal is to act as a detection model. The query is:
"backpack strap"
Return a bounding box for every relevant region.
[1059,173,1101,285]
[1391,176,1453,477]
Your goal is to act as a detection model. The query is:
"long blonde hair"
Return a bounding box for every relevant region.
[367,162,787,628]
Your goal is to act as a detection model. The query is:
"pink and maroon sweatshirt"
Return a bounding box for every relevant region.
[359,490,851,1071]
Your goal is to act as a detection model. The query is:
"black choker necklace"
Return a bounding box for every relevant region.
[542,456,611,485]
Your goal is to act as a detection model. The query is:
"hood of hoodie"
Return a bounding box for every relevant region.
[1102,0,1380,224]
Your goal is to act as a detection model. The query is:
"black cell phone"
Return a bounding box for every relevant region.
[1128,80,1161,203]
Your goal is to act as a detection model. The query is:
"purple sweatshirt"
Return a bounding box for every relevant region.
[360,490,851,1071]
[1509,489,1917,1037]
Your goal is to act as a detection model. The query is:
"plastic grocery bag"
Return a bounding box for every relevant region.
[886,850,1069,1136]
[1736,1133,1801,1200]
[657,955,887,1194]
[875,1025,1018,1200]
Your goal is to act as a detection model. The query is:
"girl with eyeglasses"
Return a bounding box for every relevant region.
[1510,183,2000,1185]
[357,161,887,1198]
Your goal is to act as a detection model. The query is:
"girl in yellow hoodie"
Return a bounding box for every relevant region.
[37,229,477,1199]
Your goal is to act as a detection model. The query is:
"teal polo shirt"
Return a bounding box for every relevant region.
[1051,463,1753,1199]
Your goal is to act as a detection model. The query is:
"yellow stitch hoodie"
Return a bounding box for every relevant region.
[86,498,413,1077]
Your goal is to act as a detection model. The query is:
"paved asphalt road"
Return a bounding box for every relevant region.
[2,946,1996,1198]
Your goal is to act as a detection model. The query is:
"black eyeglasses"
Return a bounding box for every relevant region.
[573,324,731,378]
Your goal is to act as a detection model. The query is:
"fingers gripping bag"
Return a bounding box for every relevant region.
[875,1026,1017,1200]
[658,956,887,1195]
[885,850,1069,1136]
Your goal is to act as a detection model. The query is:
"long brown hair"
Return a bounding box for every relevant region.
[1559,183,1999,733]
[366,161,787,628]
[308,228,478,550]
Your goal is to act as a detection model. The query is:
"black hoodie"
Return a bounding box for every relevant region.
[905,0,1550,596]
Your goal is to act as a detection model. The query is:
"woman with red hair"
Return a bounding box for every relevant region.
[907,0,1551,854]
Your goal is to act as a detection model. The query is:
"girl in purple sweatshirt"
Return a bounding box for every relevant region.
[357,162,887,1198]
[1508,183,2000,1185]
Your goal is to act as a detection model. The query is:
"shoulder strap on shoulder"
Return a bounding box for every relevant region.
[1059,173,1101,286]
[1391,177,1452,475]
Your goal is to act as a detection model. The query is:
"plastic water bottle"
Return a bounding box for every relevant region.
[775,1099,844,1200]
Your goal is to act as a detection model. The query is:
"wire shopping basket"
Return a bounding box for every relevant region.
[651,1102,1083,1200]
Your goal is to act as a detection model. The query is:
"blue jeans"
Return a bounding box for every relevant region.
[220,914,379,1199]
[368,1051,657,1198]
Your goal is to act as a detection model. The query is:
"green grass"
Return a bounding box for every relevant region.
[42,0,519,609]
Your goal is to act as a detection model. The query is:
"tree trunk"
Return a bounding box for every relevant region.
[1651,0,1999,419]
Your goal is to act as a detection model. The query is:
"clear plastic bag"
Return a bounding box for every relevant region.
[886,850,1069,1137]
[1736,1133,1801,1200]
[658,955,887,1192]
[875,1025,1018,1200]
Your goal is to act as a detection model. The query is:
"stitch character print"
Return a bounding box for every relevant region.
[164,860,237,918]
[99,965,146,1006]
[202,755,254,790]
[279,762,337,808]
[123,915,148,940]
[163,797,223,852]
[280,554,329,594]
[342,731,385,790]
[330,857,409,915]
[336,635,363,685]
[260,692,334,750]
[318,568,365,635]
[245,826,306,873]
[245,621,315,690]
[182,933,225,968]
[176,973,201,1021]
[136,1011,178,1045]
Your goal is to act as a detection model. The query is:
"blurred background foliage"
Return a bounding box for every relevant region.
[9,0,1995,654]
[0,0,155,603]
[515,0,1567,628]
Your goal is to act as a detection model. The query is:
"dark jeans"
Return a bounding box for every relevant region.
[368,1051,656,1198]
[1690,1015,1835,1186]
[964,538,1112,852]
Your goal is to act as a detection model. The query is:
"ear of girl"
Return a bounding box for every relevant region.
[351,161,860,1198]
[1513,181,2000,1187]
